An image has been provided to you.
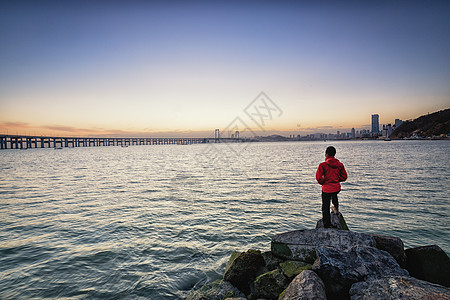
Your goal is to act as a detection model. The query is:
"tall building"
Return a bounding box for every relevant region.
[351,128,356,139]
[371,114,379,134]
[382,124,393,137]
[395,118,403,128]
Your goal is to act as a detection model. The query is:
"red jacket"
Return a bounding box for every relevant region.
[316,156,348,193]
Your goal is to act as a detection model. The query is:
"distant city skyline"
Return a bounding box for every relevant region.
[0,111,413,139]
[1,1,449,137]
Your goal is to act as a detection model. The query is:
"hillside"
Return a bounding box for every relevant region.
[390,108,450,139]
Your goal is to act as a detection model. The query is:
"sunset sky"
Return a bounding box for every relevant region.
[1,1,449,137]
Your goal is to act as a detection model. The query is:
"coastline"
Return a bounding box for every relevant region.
[187,214,450,300]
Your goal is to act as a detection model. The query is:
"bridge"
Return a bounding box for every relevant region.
[0,131,244,150]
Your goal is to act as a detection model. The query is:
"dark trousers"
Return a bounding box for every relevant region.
[322,191,339,228]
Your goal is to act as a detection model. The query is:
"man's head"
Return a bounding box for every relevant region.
[325,146,336,157]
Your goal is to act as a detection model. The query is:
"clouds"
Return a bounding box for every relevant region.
[2,122,33,129]
[0,122,118,137]
[0,122,215,137]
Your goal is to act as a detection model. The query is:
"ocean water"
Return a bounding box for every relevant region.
[0,140,449,299]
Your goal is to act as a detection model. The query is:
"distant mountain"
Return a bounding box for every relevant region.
[390,108,450,139]
[254,134,292,142]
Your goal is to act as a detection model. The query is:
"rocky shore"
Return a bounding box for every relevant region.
[187,213,450,300]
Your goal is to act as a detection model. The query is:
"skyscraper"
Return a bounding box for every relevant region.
[371,114,379,134]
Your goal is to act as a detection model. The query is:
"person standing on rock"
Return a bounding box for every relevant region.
[316,146,348,228]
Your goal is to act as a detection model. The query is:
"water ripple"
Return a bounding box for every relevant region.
[0,141,449,299]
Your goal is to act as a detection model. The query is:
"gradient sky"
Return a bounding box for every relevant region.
[1,1,449,137]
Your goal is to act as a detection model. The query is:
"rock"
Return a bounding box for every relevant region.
[349,276,450,300]
[405,245,450,287]
[312,245,409,300]
[271,229,376,263]
[279,270,327,300]
[224,298,247,300]
[224,249,266,295]
[279,260,312,279]
[316,212,349,230]
[262,251,286,273]
[187,279,245,300]
[372,234,408,268]
[254,268,290,299]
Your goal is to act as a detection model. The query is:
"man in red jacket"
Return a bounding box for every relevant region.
[316,146,348,228]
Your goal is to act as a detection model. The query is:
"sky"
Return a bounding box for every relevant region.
[0,0,449,137]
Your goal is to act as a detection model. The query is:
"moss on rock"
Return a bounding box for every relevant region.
[254,269,289,299]
[224,251,241,275]
[187,279,245,300]
[224,249,266,295]
[280,261,312,279]
[340,214,349,231]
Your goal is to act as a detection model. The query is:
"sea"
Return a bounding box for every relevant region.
[0,140,449,299]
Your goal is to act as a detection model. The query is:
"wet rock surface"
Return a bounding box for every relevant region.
[349,276,450,300]
[186,279,245,300]
[312,245,409,299]
[405,245,450,287]
[253,268,289,299]
[224,250,265,295]
[316,212,349,230]
[372,233,407,268]
[271,228,376,262]
[279,270,327,300]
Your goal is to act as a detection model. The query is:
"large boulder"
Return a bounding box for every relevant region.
[372,234,407,268]
[253,268,289,299]
[312,245,409,300]
[271,229,376,263]
[224,249,266,295]
[405,245,450,287]
[316,212,349,230]
[279,270,327,300]
[187,279,245,300]
[349,276,450,299]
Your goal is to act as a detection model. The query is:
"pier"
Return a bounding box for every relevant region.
[0,133,244,150]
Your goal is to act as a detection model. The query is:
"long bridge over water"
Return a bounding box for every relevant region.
[0,132,244,150]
